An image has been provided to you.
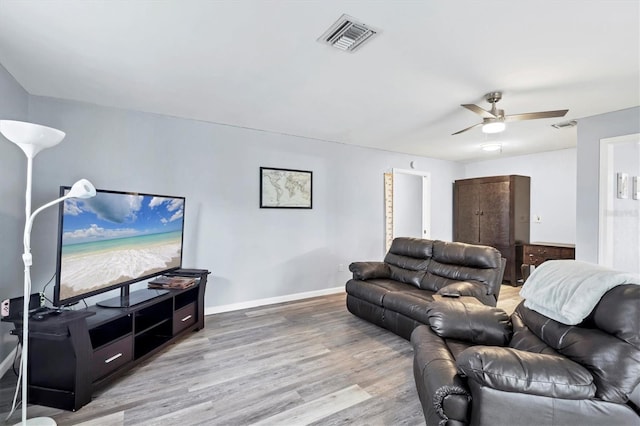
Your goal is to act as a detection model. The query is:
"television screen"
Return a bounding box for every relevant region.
[54,188,185,307]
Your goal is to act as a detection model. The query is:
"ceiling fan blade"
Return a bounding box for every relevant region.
[505,109,569,122]
[452,122,483,135]
[462,104,497,118]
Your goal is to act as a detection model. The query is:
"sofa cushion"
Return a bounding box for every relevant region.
[457,346,596,399]
[421,241,502,294]
[516,303,640,403]
[426,300,511,346]
[509,305,559,356]
[382,291,435,324]
[421,261,495,293]
[387,237,433,258]
[591,284,640,349]
[432,240,502,269]
[383,238,432,288]
[387,263,427,288]
[346,278,407,305]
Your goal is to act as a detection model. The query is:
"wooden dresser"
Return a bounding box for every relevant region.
[522,242,575,281]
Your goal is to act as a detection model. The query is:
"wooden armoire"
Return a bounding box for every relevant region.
[453,175,530,286]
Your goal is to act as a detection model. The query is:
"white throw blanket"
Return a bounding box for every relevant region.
[520,260,640,325]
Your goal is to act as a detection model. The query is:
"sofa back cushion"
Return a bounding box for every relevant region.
[420,241,503,294]
[516,285,640,404]
[383,238,433,288]
[590,284,640,348]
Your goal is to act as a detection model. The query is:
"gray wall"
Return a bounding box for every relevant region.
[576,107,640,262]
[464,148,577,244]
[0,64,29,361]
[13,96,462,314]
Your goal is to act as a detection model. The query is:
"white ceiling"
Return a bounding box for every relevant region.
[0,0,638,162]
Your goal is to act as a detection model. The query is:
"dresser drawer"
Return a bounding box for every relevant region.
[523,244,575,266]
[93,335,133,381]
[173,302,196,334]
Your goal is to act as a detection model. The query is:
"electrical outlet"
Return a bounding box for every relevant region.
[534,215,542,224]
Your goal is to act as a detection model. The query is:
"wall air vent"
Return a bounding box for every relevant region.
[552,120,577,129]
[318,14,379,52]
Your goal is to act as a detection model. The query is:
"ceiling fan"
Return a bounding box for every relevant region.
[452,92,568,135]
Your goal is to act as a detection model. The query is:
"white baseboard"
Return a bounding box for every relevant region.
[0,345,17,379]
[205,286,345,315]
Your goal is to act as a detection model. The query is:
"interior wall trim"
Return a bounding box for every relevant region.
[205,286,345,315]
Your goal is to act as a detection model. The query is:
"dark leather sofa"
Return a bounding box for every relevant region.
[346,238,505,340]
[411,285,640,426]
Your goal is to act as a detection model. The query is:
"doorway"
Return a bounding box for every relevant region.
[391,168,431,241]
[598,133,640,273]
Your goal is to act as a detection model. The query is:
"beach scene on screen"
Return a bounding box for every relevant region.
[59,192,184,301]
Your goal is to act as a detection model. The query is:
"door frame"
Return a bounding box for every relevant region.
[391,168,431,240]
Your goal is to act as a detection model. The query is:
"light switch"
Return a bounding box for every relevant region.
[617,173,629,199]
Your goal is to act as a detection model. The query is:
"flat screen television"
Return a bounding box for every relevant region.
[53,187,185,308]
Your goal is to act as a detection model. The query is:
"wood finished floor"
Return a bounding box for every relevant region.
[1,286,522,426]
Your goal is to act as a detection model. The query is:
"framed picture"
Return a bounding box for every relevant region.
[260,167,312,209]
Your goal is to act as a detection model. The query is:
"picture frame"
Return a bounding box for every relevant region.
[260,167,312,209]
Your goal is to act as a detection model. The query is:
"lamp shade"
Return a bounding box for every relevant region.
[0,120,65,158]
[67,179,96,199]
[482,120,506,134]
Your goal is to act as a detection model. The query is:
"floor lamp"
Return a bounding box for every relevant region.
[0,120,96,426]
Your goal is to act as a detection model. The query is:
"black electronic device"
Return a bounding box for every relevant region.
[31,308,64,321]
[53,187,186,308]
[439,292,461,298]
[1,293,44,321]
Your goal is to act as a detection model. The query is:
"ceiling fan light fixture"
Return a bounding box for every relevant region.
[481,143,502,152]
[482,121,506,134]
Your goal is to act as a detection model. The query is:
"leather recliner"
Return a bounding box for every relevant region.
[411,284,640,426]
[346,237,506,340]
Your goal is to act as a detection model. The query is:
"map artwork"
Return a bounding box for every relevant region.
[261,168,312,208]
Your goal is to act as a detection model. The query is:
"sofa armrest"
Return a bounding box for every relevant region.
[456,346,596,399]
[349,262,390,280]
[411,325,471,425]
[426,300,512,346]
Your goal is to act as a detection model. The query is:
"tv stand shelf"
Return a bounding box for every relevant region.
[11,269,209,411]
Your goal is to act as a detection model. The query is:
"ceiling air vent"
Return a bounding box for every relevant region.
[552,120,577,129]
[318,14,379,52]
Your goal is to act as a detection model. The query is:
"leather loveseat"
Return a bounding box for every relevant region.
[411,283,640,426]
[346,238,505,340]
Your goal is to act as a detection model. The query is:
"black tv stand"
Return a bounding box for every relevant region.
[96,287,169,308]
[7,268,209,411]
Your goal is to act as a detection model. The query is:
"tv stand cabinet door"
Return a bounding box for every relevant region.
[28,316,93,411]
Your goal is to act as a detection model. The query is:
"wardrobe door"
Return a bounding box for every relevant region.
[454,182,480,243]
[479,180,511,247]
